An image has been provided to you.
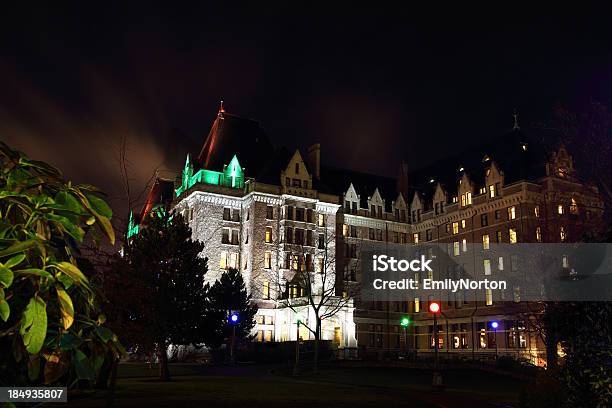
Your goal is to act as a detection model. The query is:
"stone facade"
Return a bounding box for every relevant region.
[139,108,603,366]
[173,152,357,348]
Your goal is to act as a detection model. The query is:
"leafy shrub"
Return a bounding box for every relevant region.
[0,142,123,386]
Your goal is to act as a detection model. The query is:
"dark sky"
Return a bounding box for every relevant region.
[2,4,612,220]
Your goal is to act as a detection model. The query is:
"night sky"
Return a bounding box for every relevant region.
[2,4,612,220]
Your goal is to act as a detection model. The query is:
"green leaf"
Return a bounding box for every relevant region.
[0,299,9,321]
[85,194,113,218]
[57,273,73,290]
[0,239,36,258]
[45,214,85,243]
[15,268,55,281]
[0,265,13,288]
[53,191,83,214]
[56,287,74,330]
[4,254,25,268]
[74,349,95,380]
[20,295,47,354]
[53,262,89,288]
[59,332,82,351]
[95,326,113,343]
[96,215,115,246]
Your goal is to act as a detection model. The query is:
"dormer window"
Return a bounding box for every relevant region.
[488,184,496,198]
[558,167,567,178]
[295,163,299,174]
[570,198,578,214]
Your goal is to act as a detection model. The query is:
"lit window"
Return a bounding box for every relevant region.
[570,198,578,214]
[508,206,516,220]
[482,234,490,250]
[558,205,564,215]
[485,289,493,305]
[343,224,349,237]
[461,194,466,207]
[467,192,472,205]
[414,297,420,313]
[483,259,491,275]
[560,226,566,242]
[535,227,542,242]
[562,255,569,268]
[317,257,324,273]
[264,252,272,269]
[479,187,486,194]
[219,251,228,269]
[318,213,325,226]
[413,233,419,244]
[452,196,458,203]
[498,256,504,271]
[263,280,270,299]
[229,253,239,269]
[453,241,460,256]
[462,239,467,252]
[452,222,459,234]
[461,219,466,229]
[489,185,496,198]
[265,227,272,243]
[534,205,540,218]
[509,228,517,244]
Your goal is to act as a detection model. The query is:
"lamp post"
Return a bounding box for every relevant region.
[490,321,499,359]
[400,317,410,356]
[293,316,302,376]
[229,312,239,364]
[429,301,443,389]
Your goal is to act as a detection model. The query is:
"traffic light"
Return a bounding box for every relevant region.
[429,301,440,314]
[400,317,410,327]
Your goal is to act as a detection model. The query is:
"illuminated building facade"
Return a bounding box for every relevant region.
[135,106,603,364]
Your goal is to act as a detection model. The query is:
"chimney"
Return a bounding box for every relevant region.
[307,143,321,179]
[397,160,409,198]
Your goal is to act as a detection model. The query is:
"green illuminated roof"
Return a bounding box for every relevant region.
[175,154,245,197]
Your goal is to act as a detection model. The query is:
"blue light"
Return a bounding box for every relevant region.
[230,313,239,324]
[491,321,499,329]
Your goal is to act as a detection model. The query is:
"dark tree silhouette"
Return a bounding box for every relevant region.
[110,209,208,381]
[204,268,257,354]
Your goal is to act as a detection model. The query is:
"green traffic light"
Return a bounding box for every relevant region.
[401,317,410,327]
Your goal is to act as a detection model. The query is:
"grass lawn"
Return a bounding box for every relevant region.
[67,374,435,408]
[65,363,526,407]
[303,366,526,406]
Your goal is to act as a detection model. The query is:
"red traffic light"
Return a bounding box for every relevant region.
[429,301,440,314]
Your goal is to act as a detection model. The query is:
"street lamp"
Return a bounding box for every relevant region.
[490,321,499,359]
[229,312,239,364]
[400,317,410,355]
[429,301,443,389]
[294,315,303,376]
